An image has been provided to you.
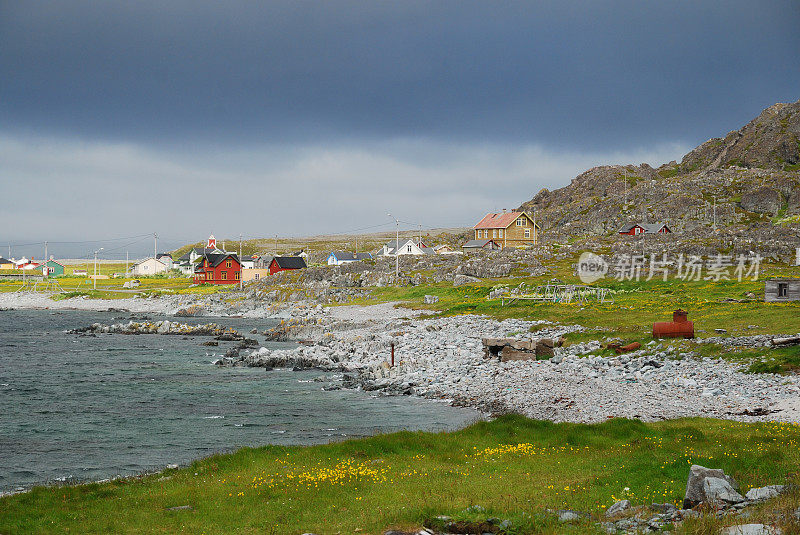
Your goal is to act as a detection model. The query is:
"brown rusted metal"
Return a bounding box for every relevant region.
[390,342,395,367]
[653,308,694,339]
[615,342,642,353]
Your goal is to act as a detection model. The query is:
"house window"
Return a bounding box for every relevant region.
[477,230,483,239]
[221,271,227,280]
[254,274,259,280]
[524,229,530,238]
[778,283,788,298]
[407,245,412,253]
[226,260,232,268]
[235,272,240,280]
[492,229,497,238]
[205,273,210,280]
[498,229,503,238]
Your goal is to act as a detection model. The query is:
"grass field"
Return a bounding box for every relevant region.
[2,415,799,534]
[0,262,210,298]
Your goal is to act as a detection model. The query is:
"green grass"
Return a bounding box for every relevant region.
[2,415,799,534]
[366,261,800,336]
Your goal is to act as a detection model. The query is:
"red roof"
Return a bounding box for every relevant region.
[474,211,526,229]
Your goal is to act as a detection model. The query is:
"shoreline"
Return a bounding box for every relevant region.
[4,292,800,424]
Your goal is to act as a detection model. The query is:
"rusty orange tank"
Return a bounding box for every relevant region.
[653,309,694,339]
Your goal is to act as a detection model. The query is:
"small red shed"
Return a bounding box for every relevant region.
[618,223,646,236]
[269,256,307,275]
[193,253,241,285]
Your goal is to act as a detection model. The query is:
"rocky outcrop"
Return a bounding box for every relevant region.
[69,320,240,337]
[740,187,784,215]
[683,465,742,508]
[517,100,800,236]
[681,100,800,171]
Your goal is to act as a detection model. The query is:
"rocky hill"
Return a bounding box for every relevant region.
[519,100,800,235]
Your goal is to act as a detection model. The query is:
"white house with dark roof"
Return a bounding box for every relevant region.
[327,251,372,265]
[375,239,434,257]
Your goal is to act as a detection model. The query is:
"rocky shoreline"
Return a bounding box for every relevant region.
[210,303,800,424]
[11,289,800,424]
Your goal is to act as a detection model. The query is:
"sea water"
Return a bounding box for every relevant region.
[0,309,478,491]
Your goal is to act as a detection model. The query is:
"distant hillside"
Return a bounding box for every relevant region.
[519,100,800,234]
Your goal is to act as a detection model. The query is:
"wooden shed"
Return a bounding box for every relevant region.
[269,256,307,275]
[764,278,800,302]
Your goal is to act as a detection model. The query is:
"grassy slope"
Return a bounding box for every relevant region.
[2,416,799,534]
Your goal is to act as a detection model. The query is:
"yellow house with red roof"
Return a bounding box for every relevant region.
[473,211,539,248]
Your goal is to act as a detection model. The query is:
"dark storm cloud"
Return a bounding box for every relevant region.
[2,1,798,150]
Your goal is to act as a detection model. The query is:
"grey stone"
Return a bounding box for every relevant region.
[744,485,785,502]
[423,294,440,304]
[703,477,745,505]
[453,274,480,286]
[166,505,192,511]
[557,510,584,522]
[651,502,677,515]
[720,524,782,535]
[605,499,631,517]
[684,464,740,508]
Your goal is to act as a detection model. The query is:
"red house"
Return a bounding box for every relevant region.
[618,222,672,236]
[269,256,307,275]
[193,253,241,284]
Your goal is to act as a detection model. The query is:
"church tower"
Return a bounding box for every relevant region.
[207,234,217,250]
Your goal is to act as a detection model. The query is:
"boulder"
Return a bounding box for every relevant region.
[744,485,785,502]
[453,274,480,287]
[702,477,745,505]
[557,510,584,522]
[684,465,741,508]
[423,295,439,304]
[605,499,631,517]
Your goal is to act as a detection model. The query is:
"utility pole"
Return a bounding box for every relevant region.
[93,248,103,290]
[126,251,129,276]
[44,241,48,276]
[533,210,537,246]
[275,234,278,255]
[154,232,158,260]
[239,233,243,290]
[388,213,399,278]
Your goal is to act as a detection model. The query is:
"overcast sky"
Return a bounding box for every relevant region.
[1,1,799,258]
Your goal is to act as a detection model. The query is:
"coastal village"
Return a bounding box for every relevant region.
[2,5,800,530]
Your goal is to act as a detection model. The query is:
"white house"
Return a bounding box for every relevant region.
[132,257,168,276]
[376,239,435,257]
[156,253,174,270]
[327,251,372,265]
